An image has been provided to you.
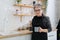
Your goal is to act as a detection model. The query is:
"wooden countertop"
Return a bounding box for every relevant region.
[0,29,57,39]
[0,30,32,39]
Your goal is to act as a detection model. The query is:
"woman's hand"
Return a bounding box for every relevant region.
[39,27,48,33]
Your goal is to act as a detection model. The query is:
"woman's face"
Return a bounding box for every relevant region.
[34,6,42,16]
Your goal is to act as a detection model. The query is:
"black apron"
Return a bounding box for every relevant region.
[57,20,60,40]
[31,16,51,40]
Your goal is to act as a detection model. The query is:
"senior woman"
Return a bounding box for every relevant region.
[31,4,52,40]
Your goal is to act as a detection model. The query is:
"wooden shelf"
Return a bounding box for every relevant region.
[0,30,32,39]
[13,14,34,16]
[14,4,33,8]
[13,14,34,21]
[14,4,46,9]
[37,0,46,2]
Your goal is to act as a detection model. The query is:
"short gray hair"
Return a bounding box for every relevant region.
[34,4,42,9]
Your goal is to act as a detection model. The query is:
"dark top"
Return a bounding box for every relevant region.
[56,20,60,40]
[57,20,60,30]
[31,15,52,40]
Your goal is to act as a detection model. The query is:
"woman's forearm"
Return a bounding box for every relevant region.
[43,29,48,32]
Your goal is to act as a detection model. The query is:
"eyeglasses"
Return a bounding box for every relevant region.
[34,9,40,12]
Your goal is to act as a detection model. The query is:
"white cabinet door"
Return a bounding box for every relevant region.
[48,31,57,40]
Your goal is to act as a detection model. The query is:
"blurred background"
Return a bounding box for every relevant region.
[0,0,59,40]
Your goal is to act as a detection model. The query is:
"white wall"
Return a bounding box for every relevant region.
[55,0,60,19]
[0,0,33,33]
[46,0,58,29]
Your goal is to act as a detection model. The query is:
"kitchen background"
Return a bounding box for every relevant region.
[0,0,60,40]
[0,0,48,34]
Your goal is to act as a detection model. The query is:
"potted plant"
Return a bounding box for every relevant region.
[16,0,22,4]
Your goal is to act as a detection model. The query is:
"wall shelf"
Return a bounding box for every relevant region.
[13,14,34,16]
[14,4,46,9]
[13,14,34,21]
[37,0,46,2]
[13,2,46,22]
[14,4,33,8]
[13,4,35,22]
